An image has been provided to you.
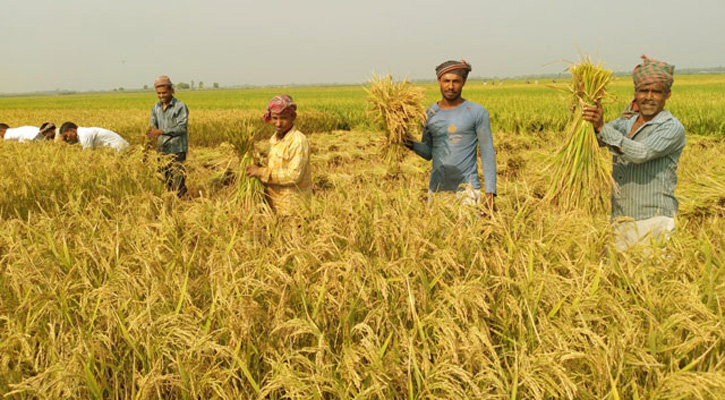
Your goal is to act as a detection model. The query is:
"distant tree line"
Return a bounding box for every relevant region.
[141,82,221,91]
[174,81,220,90]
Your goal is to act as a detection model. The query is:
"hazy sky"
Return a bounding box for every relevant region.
[2,0,724,93]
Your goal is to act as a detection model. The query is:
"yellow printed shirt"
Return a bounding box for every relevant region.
[258,129,312,215]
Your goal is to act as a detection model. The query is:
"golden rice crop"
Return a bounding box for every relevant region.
[365,73,427,171]
[2,79,725,399]
[677,138,725,219]
[544,56,614,212]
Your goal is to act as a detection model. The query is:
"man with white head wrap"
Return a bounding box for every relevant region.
[147,75,189,197]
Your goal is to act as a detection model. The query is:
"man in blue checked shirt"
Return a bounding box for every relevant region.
[147,75,189,197]
[406,60,497,211]
[583,55,686,252]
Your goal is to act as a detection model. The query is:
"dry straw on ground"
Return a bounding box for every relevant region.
[545,57,613,212]
[365,73,427,171]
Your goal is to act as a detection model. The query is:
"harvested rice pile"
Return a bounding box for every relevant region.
[226,121,264,204]
[365,73,427,170]
[545,56,613,212]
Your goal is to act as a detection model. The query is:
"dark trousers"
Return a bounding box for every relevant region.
[162,152,187,197]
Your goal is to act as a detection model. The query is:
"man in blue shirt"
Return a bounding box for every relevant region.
[407,60,497,209]
[147,75,189,197]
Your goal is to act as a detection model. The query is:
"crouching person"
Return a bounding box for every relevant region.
[246,95,311,216]
[1,122,57,142]
[57,122,129,151]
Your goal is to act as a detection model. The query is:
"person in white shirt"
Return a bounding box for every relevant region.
[1,122,56,142]
[57,122,129,151]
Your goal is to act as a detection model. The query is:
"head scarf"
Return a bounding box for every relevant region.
[622,55,675,117]
[435,60,472,79]
[632,55,674,92]
[263,95,297,123]
[154,75,173,88]
[39,122,56,134]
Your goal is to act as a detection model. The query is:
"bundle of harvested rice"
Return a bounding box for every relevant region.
[365,73,427,170]
[226,120,264,204]
[679,163,725,218]
[545,56,614,212]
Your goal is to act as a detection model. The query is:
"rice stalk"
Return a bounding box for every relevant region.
[365,73,427,172]
[545,56,614,213]
[225,121,264,205]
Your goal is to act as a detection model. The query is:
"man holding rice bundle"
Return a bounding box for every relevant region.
[247,95,311,216]
[406,60,497,209]
[583,55,686,252]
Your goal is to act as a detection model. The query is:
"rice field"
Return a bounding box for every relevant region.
[1,75,724,399]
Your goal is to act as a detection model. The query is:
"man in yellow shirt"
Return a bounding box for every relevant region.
[247,95,311,215]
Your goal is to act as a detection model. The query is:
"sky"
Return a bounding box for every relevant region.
[1,0,724,94]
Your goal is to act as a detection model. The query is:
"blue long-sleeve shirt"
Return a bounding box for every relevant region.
[150,97,189,154]
[411,100,497,194]
[597,110,686,221]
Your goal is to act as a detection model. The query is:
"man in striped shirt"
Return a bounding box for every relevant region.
[583,55,686,251]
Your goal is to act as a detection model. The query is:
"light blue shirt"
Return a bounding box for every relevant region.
[411,100,497,194]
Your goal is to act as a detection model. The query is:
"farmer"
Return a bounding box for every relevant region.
[146,75,189,197]
[1,122,56,142]
[405,60,497,209]
[246,95,311,215]
[57,122,129,151]
[582,55,686,252]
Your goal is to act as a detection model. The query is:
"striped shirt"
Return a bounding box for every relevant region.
[597,110,686,221]
[149,97,188,155]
